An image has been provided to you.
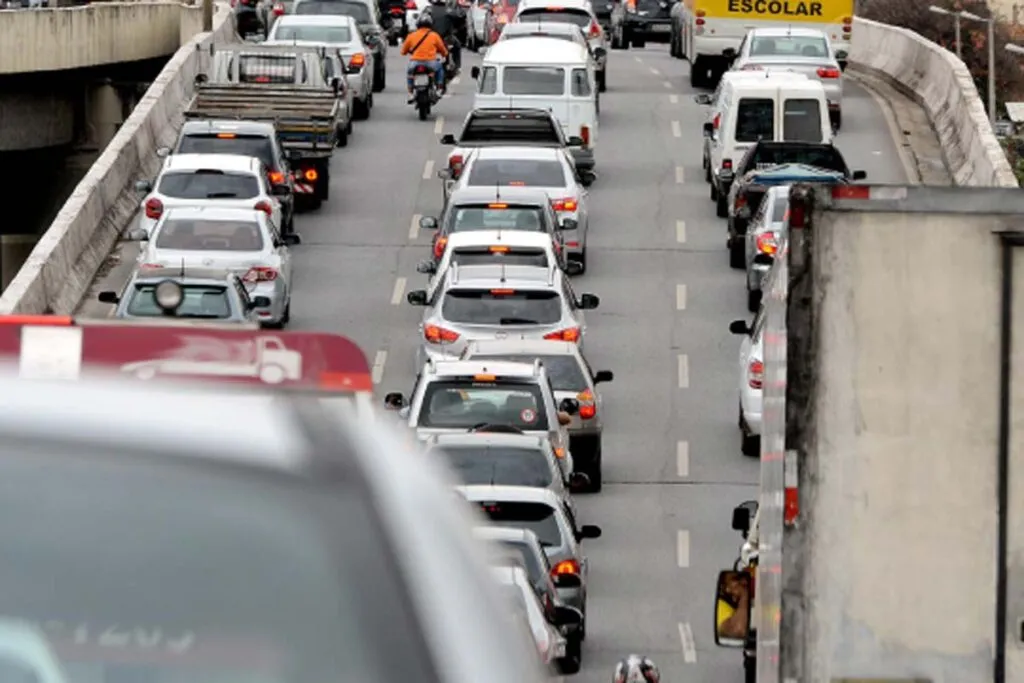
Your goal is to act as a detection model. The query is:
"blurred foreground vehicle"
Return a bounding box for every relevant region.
[0,315,548,683]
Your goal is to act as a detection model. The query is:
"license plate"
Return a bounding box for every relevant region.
[413,74,430,86]
[651,23,670,31]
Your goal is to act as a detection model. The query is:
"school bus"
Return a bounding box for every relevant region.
[678,0,854,88]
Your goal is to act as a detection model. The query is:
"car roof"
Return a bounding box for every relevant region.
[160,206,265,222]
[428,432,547,449]
[748,26,828,39]
[179,119,277,135]
[471,146,562,161]
[458,484,561,505]
[444,263,558,287]
[730,76,825,93]
[427,359,541,379]
[721,70,808,84]
[275,13,356,25]
[128,267,238,284]
[464,339,578,357]
[448,185,553,205]
[474,525,543,545]
[483,37,589,65]
[162,154,259,172]
[445,230,557,249]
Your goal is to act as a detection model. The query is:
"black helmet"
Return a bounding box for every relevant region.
[417,12,433,26]
[613,656,661,683]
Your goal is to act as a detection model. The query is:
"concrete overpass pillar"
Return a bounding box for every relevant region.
[0,92,74,152]
[86,82,125,150]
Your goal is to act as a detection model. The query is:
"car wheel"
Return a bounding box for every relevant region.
[558,637,583,675]
[336,125,348,147]
[704,158,712,183]
[596,68,607,92]
[373,64,385,92]
[354,97,369,120]
[741,432,760,457]
[632,36,645,48]
[368,92,375,109]
[747,287,761,312]
[729,240,745,269]
[831,109,842,131]
[282,300,291,325]
[346,119,353,135]
[716,193,728,218]
[710,180,718,201]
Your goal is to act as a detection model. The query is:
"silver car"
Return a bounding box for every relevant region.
[405,263,599,365]
[460,338,612,491]
[744,184,788,313]
[459,484,601,620]
[730,27,845,128]
[490,565,574,675]
[446,146,593,271]
[130,206,297,328]
[97,267,268,323]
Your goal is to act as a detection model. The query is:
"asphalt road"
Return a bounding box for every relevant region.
[83,42,908,682]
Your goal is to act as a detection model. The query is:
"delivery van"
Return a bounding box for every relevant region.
[678,0,855,88]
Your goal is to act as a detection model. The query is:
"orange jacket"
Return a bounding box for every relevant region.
[401,27,449,61]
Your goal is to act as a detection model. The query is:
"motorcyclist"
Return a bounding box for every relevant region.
[612,656,661,683]
[423,0,464,72]
[401,13,449,102]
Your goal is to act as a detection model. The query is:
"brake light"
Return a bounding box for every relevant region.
[433,236,447,259]
[712,113,721,129]
[489,245,509,252]
[817,67,841,79]
[722,159,732,170]
[551,559,580,576]
[424,324,460,343]
[268,171,284,184]
[272,2,284,14]
[303,168,318,181]
[545,327,580,342]
[488,203,508,209]
[490,288,515,294]
[552,198,577,212]
[580,125,590,146]
[144,197,163,220]
[588,20,601,38]
[756,232,777,254]
[254,200,273,215]
[748,359,764,389]
[841,15,851,24]
[406,0,416,7]
[474,374,497,381]
[577,389,595,419]
[565,240,579,247]
[449,154,464,177]
[243,266,278,282]
[216,132,236,138]
[349,52,366,68]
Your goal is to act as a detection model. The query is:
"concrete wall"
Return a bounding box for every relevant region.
[0,1,207,75]
[0,3,234,315]
[848,17,1018,188]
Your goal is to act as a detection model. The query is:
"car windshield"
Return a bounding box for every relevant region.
[467,160,566,187]
[272,24,353,41]
[472,354,585,391]
[448,205,547,232]
[450,247,550,268]
[296,0,371,22]
[749,35,828,59]
[479,501,563,547]
[441,289,563,326]
[499,540,546,583]
[432,444,553,487]
[157,171,260,200]
[154,219,265,252]
[418,381,550,430]
[125,285,235,319]
[0,447,431,683]
[501,66,565,95]
[517,8,589,26]
[176,134,276,169]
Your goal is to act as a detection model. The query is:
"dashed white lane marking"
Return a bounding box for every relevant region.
[676,284,687,310]
[677,530,690,567]
[650,67,660,75]
[409,213,422,240]
[675,166,684,184]
[434,116,445,134]
[678,354,689,388]
[663,80,672,88]
[677,440,689,477]
[671,120,681,138]
[451,76,461,86]
[669,93,679,104]
[678,622,697,663]
[390,276,406,305]
[422,159,435,179]
[371,350,387,384]
[634,55,643,63]
[676,219,687,243]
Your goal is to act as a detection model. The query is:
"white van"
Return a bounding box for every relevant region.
[704,74,832,217]
[470,37,598,171]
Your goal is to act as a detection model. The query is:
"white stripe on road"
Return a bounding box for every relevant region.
[676,440,689,477]
[676,284,687,310]
[677,530,690,567]
[678,622,697,663]
[422,159,435,179]
[451,75,461,86]
[650,67,660,75]
[678,354,689,388]
[663,80,672,88]
[671,120,681,138]
[434,116,445,134]
[669,93,678,104]
[390,277,406,306]
[409,213,422,240]
[676,219,687,243]
[372,350,388,385]
[675,166,684,184]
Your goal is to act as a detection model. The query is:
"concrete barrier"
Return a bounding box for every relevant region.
[848,16,1018,188]
[0,3,234,315]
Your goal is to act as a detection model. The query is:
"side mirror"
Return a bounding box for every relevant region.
[156,147,171,158]
[194,73,209,85]
[440,133,457,145]
[567,135,584,146]
[134,180,152,193]
[271,183,292,196]
[383,392,406,409]
[728,319,750,335]
[437,168,454,181]
[281,233,301,246]
[851,170,867,181]
[714,570,752,647]
[578,169,596,186]
[558,397,580,415]
[249,295,273,309]
[470,65,480,79]
[702,122,714,137]
[731,500,758,537]
[752,253,773,267]
[126,228,149,241]
[577,524,602,540]
[97,291,120,304]
[577,293,599,310]
[559,218,578,231]
[593,46,607,59]
[722,47,736,61]
[565,260,584,276]
[331,76,341,94]
[553,605,583,629]
[837,59,848,71]
[407,290,429,305]
[553,571,582,588]
[286,149,302,162]
[416,260,437,274]
[419,215,439,230]
[593,369,613,384]
[568,472,591,492]
[694,93,712,105]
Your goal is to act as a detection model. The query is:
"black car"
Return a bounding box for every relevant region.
[164,119,298,234]
[295,0,388,91]
[232,0,266,37]
[620,0,671,48]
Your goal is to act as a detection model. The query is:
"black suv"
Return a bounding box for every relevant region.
[620,0,671,48]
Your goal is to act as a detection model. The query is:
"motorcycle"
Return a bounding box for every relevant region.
[411,63,441,120]
[232,0,264,38]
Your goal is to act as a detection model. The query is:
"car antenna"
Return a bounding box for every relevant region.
[500,262,506,283]
[180,257,185,278]
[490,461,497,486]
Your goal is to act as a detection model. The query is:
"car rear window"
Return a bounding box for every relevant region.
[433,445,553,487]
[126,284,234,319]
[449,205,547,232]
[518,7,589,27]
[750,145,847,173]
[450,247,551,268]
[472,354,585,391]
[503,30,577,44]
[296,0,371,22]
[238,55,299,84]
[460,114,561,144]
[442,289,563,325]
[467,159,566,187]
[158,170,261,200]
[479,501,563,547]
[735,98,774,143]
[418,380,550,430]
[176,134,277,169]
[272,24,352,42]
[502,67,565,96]
[749,35,828,59]
[154,220,265,252]
[782,99,823,143]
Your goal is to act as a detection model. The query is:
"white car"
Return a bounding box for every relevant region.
[512,0,607,91]
[497,20,589,50]
[405,0,429,39]
[729,308,765,457]
[133,154,288,236]
[744,184,788,312]
[133,205,297,328]
[490,564,570,675]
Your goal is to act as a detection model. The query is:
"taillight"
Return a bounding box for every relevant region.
[144,197,163,220]
[268,171,284,184]
[551,559,581,576]
[405,0,416,7]
[817,67,841,79]
[254,200,273,215]
[449,154,464,177]
[588,20,601,38]
[712,113,721,129]
[551,197,577,212]
[272,2,284,14]
[577,389,595,419]
[756,232,777,254]
[544,327,580,342]
[243,266,278,282]
[349,53,366,68]
[424,324,460,343]
[433,236,447,259]
[303,168,318,181]
[722,159,732,170]
[580,125,590,146]
[748,359,764,389]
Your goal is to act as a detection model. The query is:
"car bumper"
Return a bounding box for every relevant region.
[822,82,843,108]
[624,17,671,38]
[556,585,585,612]
[741,389,762,435]
[418,343,461,366]
[747,260,771,292]
[251,281,288,325]
[570,148,595,171]
[568,432,600,467]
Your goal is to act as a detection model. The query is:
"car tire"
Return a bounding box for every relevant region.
[354,97,370,120]
[346,119,353,135]
[704,158,712,183]
[747,287,761,312]
[373,64,386,92]
[368,92,375,109]
[596,68,607,92]
[741,432,760,457]
[282,300,291,325]
[710,180,718,201]
[690,56,704,88]
[559,636,583,674]
[729,240,745,269]
[336,124,348,147]
[716,193,728,218]
[831,109,842,131]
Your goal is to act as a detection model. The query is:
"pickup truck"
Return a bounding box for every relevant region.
[439,109,591,181]
[185,44,345,207]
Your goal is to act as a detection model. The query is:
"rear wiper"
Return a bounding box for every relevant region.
[499,317,538,325]
[205,192,239,198]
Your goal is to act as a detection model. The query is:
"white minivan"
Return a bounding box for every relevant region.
[470,37,598,171]
[703,73,832,218]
